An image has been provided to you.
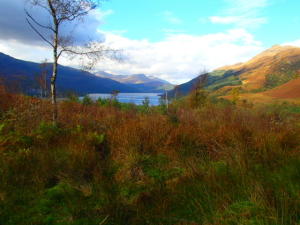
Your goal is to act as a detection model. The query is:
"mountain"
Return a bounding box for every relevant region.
[96,71,173,92]
[0,53,149,95]
[96,71,170,85]
[169,45,300,102]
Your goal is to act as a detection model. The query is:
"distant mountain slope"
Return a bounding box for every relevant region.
[263,77,300,99]
[168,45,300,102]
[217,45,300,90]
[0,53,143,95]
[96,71,170,85]
[96,71,173,92]
[167,69,242,97]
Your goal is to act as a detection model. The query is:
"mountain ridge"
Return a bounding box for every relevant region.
[168,45,300,102]
[0,53,166,95]
[96,71,171,85]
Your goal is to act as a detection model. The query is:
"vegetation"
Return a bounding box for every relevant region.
[264,72,299,89]
[206,75,242,91]
[1,85,300,225]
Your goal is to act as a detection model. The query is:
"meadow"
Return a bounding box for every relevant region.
[1,86,300,225]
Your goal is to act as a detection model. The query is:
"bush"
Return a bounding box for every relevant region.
[188,89,209,108]
[66,93,80,103]
[81,95,93,105]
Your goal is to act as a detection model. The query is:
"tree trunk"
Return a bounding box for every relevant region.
[51,22,59,123]
[51,61,57,122]
[46,0,60,123]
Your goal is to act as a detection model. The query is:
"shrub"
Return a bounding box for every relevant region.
[81,95,93,105]
[66,93,80,103]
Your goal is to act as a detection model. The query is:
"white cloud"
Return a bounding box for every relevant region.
[0,29,264,84]
[283,39,300,47]
[210,16,240,24]
[1,28,264,84]
[209,0,269,28]
[162,11,182,25]
[0,40,52,62]
[210,16,267,28]
[91,29,263,84]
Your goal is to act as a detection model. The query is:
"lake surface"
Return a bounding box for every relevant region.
[87,93,163,106]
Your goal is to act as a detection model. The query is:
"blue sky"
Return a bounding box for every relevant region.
[99,0,300,46]
[1,0,300,83]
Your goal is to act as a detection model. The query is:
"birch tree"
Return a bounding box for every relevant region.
[26,0,114,122]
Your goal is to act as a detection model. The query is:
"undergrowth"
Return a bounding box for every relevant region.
[0,89,300,225]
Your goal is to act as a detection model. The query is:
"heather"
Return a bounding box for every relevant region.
[1,89,300,225]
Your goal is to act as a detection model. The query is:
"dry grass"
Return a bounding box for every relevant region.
[1,89,300,225]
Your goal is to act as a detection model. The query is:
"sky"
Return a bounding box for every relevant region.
[0,0,300,84]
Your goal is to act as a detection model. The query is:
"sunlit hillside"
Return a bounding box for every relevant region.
[169,45,300,103]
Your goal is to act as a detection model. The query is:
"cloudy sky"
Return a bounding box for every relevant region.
[0,0,300,84]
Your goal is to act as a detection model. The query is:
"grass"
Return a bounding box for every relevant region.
[1,88,300,224]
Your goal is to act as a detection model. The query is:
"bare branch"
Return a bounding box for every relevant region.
[26,18,54,47]
[58,44,120,64]
[27,0,52,15]
[58,10,89,23]
[59,48,115,57]
[25,10,54,32]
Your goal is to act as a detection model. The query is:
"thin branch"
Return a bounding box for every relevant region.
[57,49,65,59]
[25,10,55,32]
[59,48,114,56]
[57,45,119,61]
[58,10,90,23]
[29,0,52,15]
[26,18,54,48]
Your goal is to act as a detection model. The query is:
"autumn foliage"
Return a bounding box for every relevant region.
[1,87,300,225]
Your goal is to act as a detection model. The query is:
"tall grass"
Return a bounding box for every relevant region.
[0,88,300,224]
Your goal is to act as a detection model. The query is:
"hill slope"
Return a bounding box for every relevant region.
[96,71,170,85]
[96,71,173,92]
[263,77,300,99]
[169,45,300,102]
[0,53,143,95]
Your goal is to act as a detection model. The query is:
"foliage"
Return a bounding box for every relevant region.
[1,90,300,224]
[81,95,93,105]
[188,89,209,108]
